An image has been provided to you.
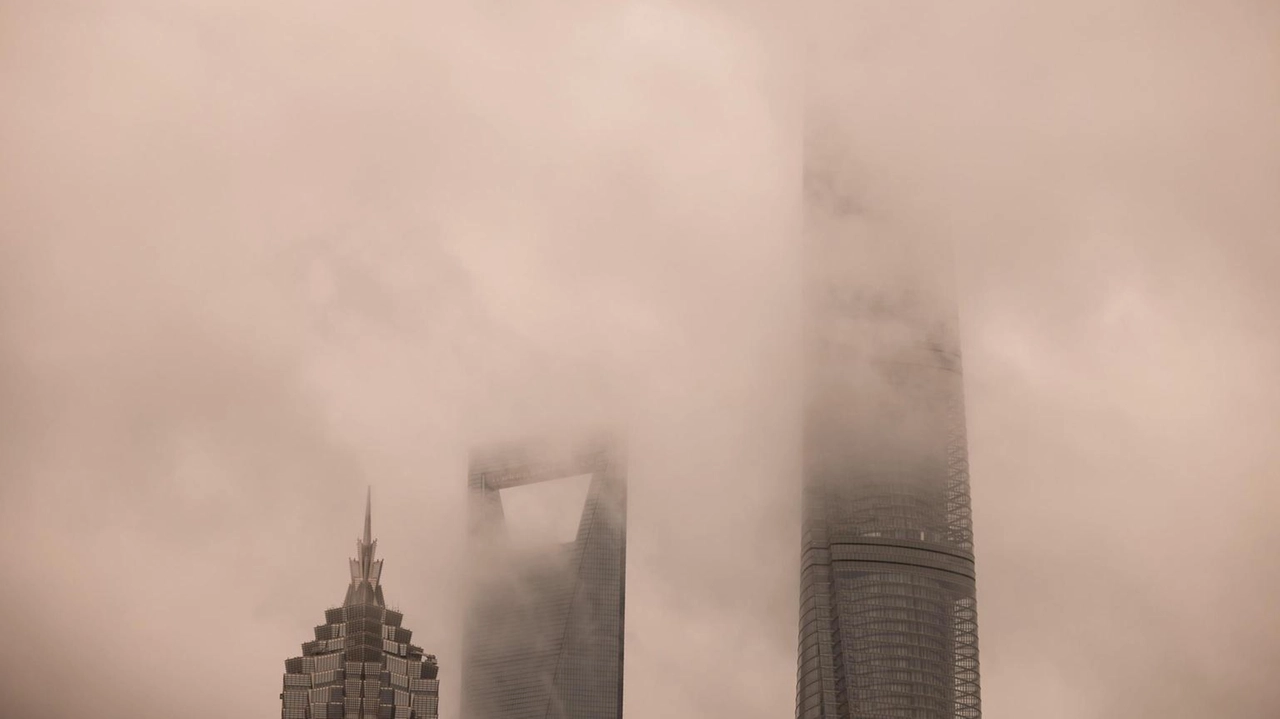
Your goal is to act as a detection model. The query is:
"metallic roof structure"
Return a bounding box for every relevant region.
[345,487,386,608]
[281,490,441,719]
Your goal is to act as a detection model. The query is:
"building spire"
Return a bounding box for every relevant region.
[364,485,373,546]
[345,486,385,607]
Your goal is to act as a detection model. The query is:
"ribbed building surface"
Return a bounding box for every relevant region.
[798,131,981,719]
[281,491,441,719]
[462,436,626,719]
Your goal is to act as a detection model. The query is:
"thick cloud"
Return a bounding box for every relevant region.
[1,1,1277,718]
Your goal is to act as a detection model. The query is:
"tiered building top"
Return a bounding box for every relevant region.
[281,490,440,719]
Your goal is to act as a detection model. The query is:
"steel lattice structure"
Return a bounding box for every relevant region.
[798,130,982,719]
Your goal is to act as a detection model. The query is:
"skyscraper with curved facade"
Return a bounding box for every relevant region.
[281,490,441,719]
[798,127,981,719]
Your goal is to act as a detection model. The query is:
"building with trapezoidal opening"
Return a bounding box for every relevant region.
[797,124,982,719]
[281,489,441,719]
[462,435,626,719]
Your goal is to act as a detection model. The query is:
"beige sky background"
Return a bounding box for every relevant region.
[2,1,1278,718]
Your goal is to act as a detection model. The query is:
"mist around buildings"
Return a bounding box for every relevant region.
[2,1,1279,718]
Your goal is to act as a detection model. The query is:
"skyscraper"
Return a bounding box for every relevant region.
[797,128,982,718]
[281,490,441,719]
[462,435,627,719]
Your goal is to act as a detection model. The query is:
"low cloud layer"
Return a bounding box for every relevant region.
[2,1,1278,718]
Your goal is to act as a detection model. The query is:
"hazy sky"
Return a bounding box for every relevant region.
[2,1,1278,718]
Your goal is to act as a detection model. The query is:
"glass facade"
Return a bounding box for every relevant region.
[462,436,626,719]
[799,134,982,719]
[281,491,441,719]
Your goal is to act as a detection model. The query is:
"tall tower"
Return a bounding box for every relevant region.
[281,490,442,719]
[797,128,982,717]
[462,435,627,719]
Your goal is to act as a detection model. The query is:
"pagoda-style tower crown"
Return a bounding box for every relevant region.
[281,487,441,719]
[344,487,385,607]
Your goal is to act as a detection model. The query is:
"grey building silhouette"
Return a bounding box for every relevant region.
[462,436,627,719]
[281,490,441,719]
[798,133,982,719]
